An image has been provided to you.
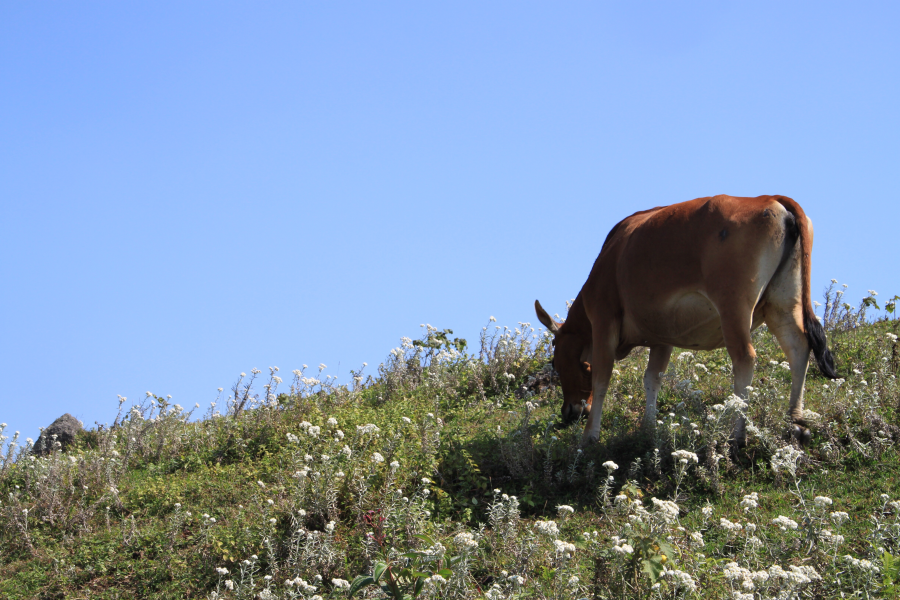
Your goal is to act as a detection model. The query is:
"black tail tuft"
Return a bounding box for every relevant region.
[804,311,837,379]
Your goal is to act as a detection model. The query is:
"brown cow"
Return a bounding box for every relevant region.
[535,194,836,447]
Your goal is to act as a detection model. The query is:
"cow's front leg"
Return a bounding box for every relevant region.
[581,349,615,447]
[642,345,674,433]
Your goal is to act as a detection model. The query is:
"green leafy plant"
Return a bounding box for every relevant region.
[883,551,899,595]
[349,535,454,599]
[413,327,468,358]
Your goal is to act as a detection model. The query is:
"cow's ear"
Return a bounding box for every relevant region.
[534,300,561,334]
[581,362,591,374]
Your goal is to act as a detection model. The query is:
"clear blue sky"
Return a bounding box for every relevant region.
[2,2,898,442]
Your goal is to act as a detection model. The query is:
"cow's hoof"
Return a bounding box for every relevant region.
[729,437,747,454]
[580,432,599,448]
[641,418,657,436]
[729,429,747,450]
[791,424,812,446]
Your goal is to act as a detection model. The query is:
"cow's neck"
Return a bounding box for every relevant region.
[567,293,593,361]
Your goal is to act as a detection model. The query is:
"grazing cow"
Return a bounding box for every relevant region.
[535,194,836,447]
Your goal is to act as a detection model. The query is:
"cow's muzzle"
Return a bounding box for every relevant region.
[561,401,590,425]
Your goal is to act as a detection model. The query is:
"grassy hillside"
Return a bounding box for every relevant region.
[1,292,899,599]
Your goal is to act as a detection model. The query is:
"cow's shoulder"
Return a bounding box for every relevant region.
[600,205,666,252]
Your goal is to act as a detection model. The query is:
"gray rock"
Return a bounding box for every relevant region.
[33,413,83,455]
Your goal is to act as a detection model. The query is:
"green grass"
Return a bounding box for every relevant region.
[1,314,898,599]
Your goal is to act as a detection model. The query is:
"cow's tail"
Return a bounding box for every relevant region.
[775,197,837,379]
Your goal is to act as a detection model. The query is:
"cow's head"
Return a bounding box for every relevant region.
[534,300,592,425]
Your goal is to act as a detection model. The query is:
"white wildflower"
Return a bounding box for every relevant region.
[454,531,479,550]
[720,518,743,533]
[331,578,350,590]
[814,496,833,508]
[651,498,680,523]
[613,543,634,554]
[772,515,799,530]
[740,492,759,512]
[664,569,697,592]
[553,539,576,555]
[672,449,698,464]
[534,520,560,537]
[830,511,849,525]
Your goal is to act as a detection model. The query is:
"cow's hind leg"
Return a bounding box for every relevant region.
[718,305,757,447]
[765,305,812,443]
[642,345,674,432]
